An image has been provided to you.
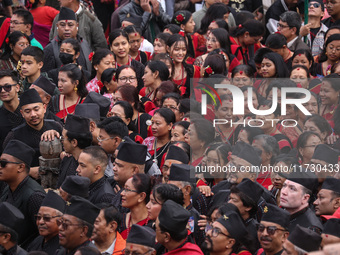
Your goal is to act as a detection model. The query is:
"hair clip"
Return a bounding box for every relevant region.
[175,14,185,24]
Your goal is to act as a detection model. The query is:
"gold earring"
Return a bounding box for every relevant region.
[74,87,78,92]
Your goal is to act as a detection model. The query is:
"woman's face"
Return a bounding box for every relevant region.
[302,95,318,115]
[237,129,249,144]
[162,98,180,122]
[110,35,130,59]
[142,66,156,87]
[169,41,186,63]
[255,105,277,131]
[206,33,221,53]
[113,90,123,104]
[128,32,142,53]
[185,123,201,150]
[154,39,167,54]
[320,81,339,105]
[161,59,172,76]
[171,125,186,142]
[207,21,219,35]
[110,104,130,125]
[290,68,309,89]
[95,54,115,77]
[326,40,340,62]
[121,178,142,208]
[292,54,311,69]
[12,36,30,57]
[215,99,233,121]
[151,112,172,138]
[233,72,252,87]
[244,90,258,115]
[154,91,164,108]
[261,58,276,78]
[243,34,262,46]
[299,134,322,163]
[271,162,287,189]
[303,119,326,142]
[117,67,137,87]
[58,71,77,95]
[60,43,77,59]
[206,150,225,178]
[183,16,195,34]
[333,64,340,75]
[146,192,162,221]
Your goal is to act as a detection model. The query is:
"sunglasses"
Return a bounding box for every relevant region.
[0,84,17,92]
[56,219,83,230]
[35,215,61,222]
[256,224,286,235]
[308,2,321,8]
[0,160,22,168]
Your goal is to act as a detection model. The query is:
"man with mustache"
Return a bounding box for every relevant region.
[27,190,65,255]
[201,211,250,255]
[257,204,290,255]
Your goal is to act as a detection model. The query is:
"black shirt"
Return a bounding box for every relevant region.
[27,235,60,255]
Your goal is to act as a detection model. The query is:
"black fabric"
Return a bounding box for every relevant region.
[88,177,115,205]
[19,89,42,107]
[169,164,194,183]
[282,170,318,192]
[126,225,156,248]
[74,103,100,121]
[61,176,90,198]
[288,225,322,252]
[165,145,189,164]
[41,190,66,213]
[321,176,340,193]
[232,141,262,166]
[117,141,147,165]
[58,7,77,21]
[133,113,152,139]
[187,203,205,246]
[312,144,339,165]
[65,196,100,224]
[27,235,60,255]
[236,178,264,204]
[0,202,24,233]
[33,75,56,96]
[262,204,290,229]
[289,207,323,233]
[83,92,111,118]
[217,211,248,240]
[55,240,96,255]
[57,156,79,188]
[323,218,340,238]
[65,114,90,133]
[229,0,262,12]
[2,139,35,166]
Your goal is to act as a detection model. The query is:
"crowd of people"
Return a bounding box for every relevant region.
[0,0,340,254]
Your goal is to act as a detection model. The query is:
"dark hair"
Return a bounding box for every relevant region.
[205,142,232,165]
[304,114,332,137]
[274,154,300,166]
[265,79,297,98]
[319,34,340,63]
[253,134,280,164]
[259,99,281,116]
[102,206,121,228]
[199,3,229,35]
[152,53,174,73]
[254,48,273,64]
[230,186,258,217]
[123,25,142,36]
[0,224,18,242]
[171,141,191,159]
[154,108,176,125]
[91,48,114,79]
[161,92,180,106]
[331,61,340,74]
[203,54,226,77]
[232,64,254,78]
[21,46,44,63]
[178,98,191,114]
[153,183,184,205]
[155,33,171,46]
[231,19,265,37]
[155,81,180,98]
[97,116,129,138]
[146,60,170,81]
[324,25,340,41]
[13,9,34,31]
[262,52,290,78]
[0,70,19,83]
[280,11,302,35]
[323,73,340,91]
[191,118,215,147]
[172,10,192,25]
[59,64,88,98]
[164,24,181,34]
[211,19,229,32]
[61,38,81,55]
[210,28,230,53]
[82,146,108,169]
[296,131,321,158]
[116,65,136,80]
[66,131,93,149]
[116,84,144,112]
[235,10,255,25]
[292,49,313,67]
[77,246,101,255]
[159,222,187,242]
[173,121,190,134]
[265,33,287,49]
[114,100,135,131]
[0,31,30,60]
[239,126,264,144]
[291,65,310,78]
[108,29,129,46]
[132,173,152,204]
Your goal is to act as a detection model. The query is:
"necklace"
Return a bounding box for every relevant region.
[173,64,185,87]
[63,95,81,115]
[115,56,132,68]
[126,213,149,237]
[153,139,170,165]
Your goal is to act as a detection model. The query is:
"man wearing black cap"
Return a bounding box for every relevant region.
[162,145,189,183]
[155,200,203,255]
[168,164,205,246]
[321,218,340,247]
[125,225,156,255]
[111,141,147,212]
[0,70,24,154]
[27,190,66,255]
[76,146,115,205]
[282,225,322,255]
[0,202,26,255]
[83,92,111,119]
[0,140,46,248]
[3,89,62,170]
[280,171,323,233]
[59,176,90,201]
[56,196,100,255]
[313,177,340,217]
[97,117,128,177]
[201,211,251,255]
[42,7,92,73]
[257,204,290,255]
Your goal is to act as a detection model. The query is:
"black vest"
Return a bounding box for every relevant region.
[88,177,115,205]
[27,235,60,255]
[0,177,45,248]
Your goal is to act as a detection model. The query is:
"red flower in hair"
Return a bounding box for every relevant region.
[88,52,94,62]
[176,14,184,23]
[179,30,185,37]
[5,38,9,44]
[205,66,214,75]
[238,24,243,28]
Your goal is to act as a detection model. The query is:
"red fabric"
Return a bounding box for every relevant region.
[134,134,144,144]
[32,22,51,48]
[230,36,262,63]
[144,101,156,114]
[56,98,85,120]
[229,57,241,72]
[0,18,10,48]
[139,87,147,97]
[164,242,204,255]
[30,6,59,26]
[256,171,272,190]
[196,179,207,187]
[120,217,149,240]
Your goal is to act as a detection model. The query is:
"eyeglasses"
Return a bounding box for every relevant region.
[256,224,286,235]
[9,21,25,25]
[35,215,61,222]
[162,105,178,111]
[210,227,232,238]
[122,249,153,255]
[277,23,291,29]
[122,187,138,193]
[56,219,83,230]
[97,136,115,142]
[0,84,17,92]
[308,2,321,8]
[118,76,137,82]
[0,160,22,168]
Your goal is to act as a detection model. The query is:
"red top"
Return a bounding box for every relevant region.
[164,241,204,255]
[230,36,262,64]
[30,6,59,26]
